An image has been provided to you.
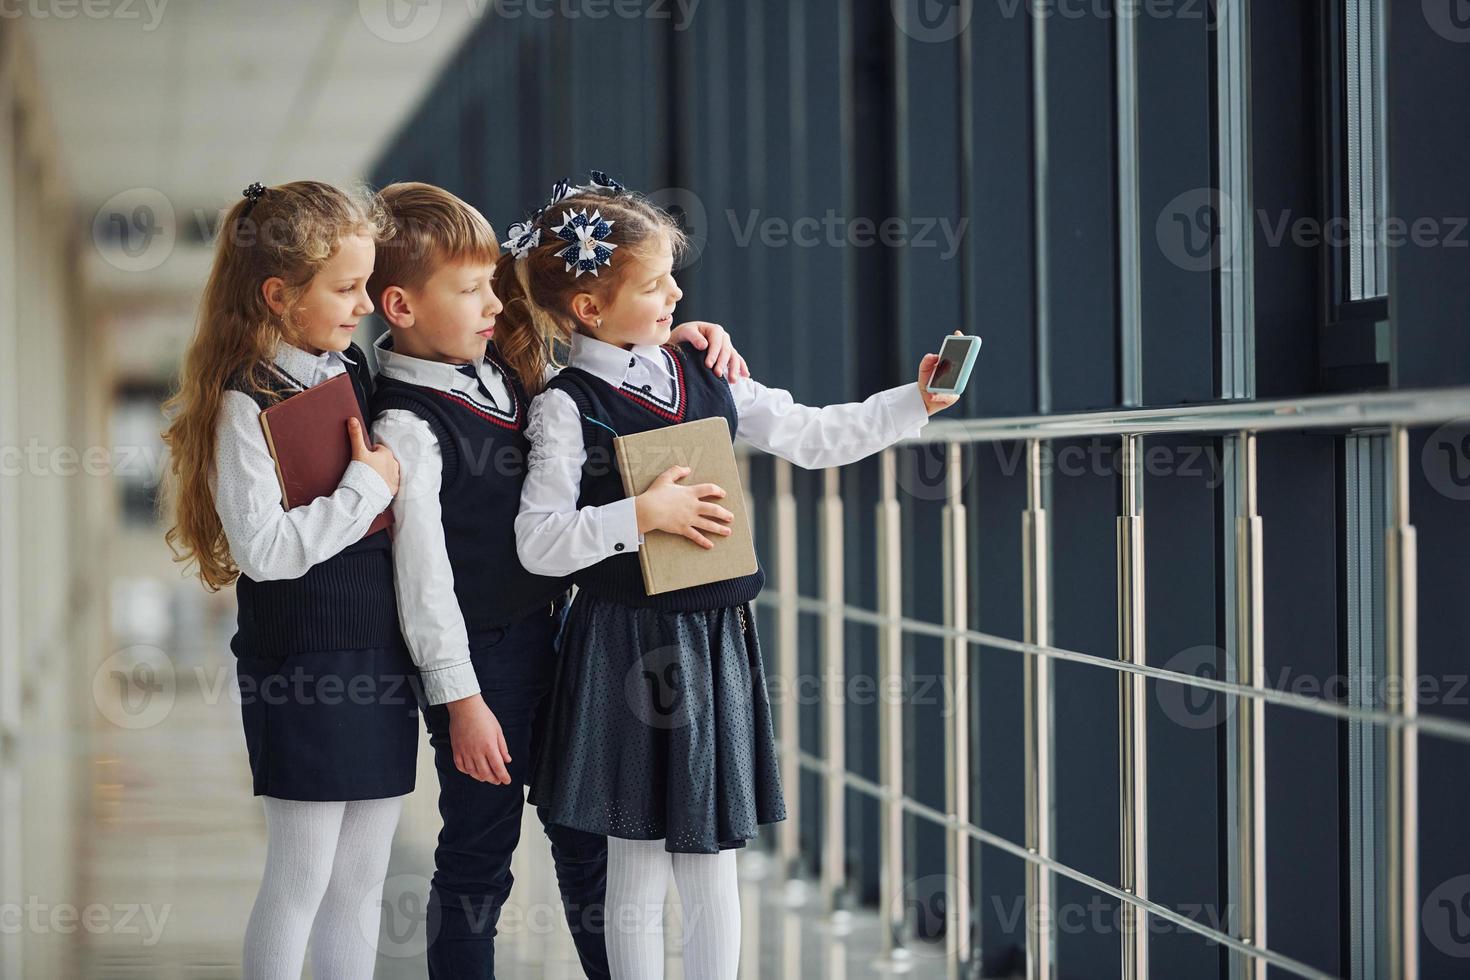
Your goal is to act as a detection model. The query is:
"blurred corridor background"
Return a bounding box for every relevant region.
[2,0,1470,977]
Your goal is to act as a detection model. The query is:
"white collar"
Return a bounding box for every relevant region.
[372,331,515,420]
[372,331,507,396]
[567,331,674,388]
[270,340,353,389]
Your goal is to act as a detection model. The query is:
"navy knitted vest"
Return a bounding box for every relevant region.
[370,343,571,632]
[225,343,400,659]
[547,342,766,612]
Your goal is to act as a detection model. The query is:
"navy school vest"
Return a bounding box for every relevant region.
[225,343,400,659]
[547,341,766,612]
[369,343,572,633]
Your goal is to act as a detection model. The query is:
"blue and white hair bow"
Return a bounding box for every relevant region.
[500,220,541,260]
[552,208,618,277]
[502,172,626,268]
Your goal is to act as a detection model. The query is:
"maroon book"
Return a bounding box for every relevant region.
[257,372,393,539]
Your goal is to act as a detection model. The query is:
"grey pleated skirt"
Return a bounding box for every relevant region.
[527,592,787,854]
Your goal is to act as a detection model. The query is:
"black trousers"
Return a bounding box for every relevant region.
[422,604,610,979]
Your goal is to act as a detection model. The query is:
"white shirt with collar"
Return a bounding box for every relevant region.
[211,339,393,583]
[369,332,518,705]
[515,331,932,578]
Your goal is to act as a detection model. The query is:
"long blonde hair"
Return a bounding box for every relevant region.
[161,181,386,590]
[490,187,687,395]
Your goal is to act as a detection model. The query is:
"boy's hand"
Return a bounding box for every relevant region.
[445,695,512,784]
[670,320,751,381]
[917,330,964,416]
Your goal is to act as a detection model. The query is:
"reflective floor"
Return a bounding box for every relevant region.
[76,543,952,978]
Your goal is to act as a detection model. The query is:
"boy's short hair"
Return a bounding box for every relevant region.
[369,182,500,311]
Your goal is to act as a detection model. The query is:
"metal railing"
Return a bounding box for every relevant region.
[745,385,1470,980]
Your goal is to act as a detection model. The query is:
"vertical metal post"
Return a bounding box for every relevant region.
[1231,433,1266,979]
[1215,0,1256,399]
[773,458,802,883]
[941,443,972,978]
[1023,440,1055,980]
[1383,426,1418,979]
[819,467,849,921]
[1116,4,1143,408]
[876,450,910,964]
[1117,434,1149,979]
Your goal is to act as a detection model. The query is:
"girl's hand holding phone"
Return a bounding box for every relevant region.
[348,417,401,495]
[634,465,735,550]
[918,329,969,415]
[445,695,513,784]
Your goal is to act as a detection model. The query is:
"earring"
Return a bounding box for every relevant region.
[595,318,602,329]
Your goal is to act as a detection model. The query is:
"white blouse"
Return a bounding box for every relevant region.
[210,341,392,583]
[515,331,930,578]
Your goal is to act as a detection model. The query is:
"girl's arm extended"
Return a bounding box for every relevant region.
[212,390,393,581]
[729,375,932,470]
[514,388,643,578]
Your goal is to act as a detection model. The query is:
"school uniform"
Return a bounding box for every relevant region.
[213,340,418,802]
[518,332,930,854]
[369,334,610,980]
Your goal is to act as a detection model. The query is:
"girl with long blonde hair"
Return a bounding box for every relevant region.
[162,180,415,978]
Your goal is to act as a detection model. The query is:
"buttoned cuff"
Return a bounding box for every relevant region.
[420,659,481,706]
[889,382,932,435]
[604,496,642,555]
[341,458,395,512]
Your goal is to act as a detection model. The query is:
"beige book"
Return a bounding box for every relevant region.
[612,417,758,595]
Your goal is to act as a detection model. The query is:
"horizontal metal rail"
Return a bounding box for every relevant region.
[893,385,1470,443]
[751,593,1470,747]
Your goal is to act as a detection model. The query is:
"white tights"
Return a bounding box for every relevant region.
[241,795,404,980]
[604,837,741,979]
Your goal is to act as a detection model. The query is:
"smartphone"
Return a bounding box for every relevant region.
[927,334,982,396]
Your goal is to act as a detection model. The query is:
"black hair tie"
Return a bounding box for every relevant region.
[238,182,267,223]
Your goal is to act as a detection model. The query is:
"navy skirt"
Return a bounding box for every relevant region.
[527,592,786,854]
[236,643,420,802]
